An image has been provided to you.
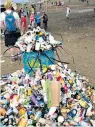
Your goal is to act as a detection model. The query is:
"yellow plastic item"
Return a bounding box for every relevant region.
[69,79,73,85]
[19,107,26,116]
[18,118,27,127]
[43,67,48,73]
[77,95,81,100]
[27,88,32,96]
[55,72,60,77]
[79,100,87,108]
[61,108,70,113]
[88,91,92,96]
[38,32,44,36]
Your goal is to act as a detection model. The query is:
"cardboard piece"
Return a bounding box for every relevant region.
[51,80,60,107]
[45,79,60,107]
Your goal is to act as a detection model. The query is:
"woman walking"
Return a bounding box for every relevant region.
[0,0,21,62]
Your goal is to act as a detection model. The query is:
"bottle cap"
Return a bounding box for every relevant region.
[58,116,64,123]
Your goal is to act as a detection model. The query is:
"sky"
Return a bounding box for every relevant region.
[12,0,28,3]
[0,0,42,5]
[0,0,28,4]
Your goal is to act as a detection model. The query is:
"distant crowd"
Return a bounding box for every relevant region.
[0,0,48,62]
[51,0,65,6]
[18,5,48,35]
[0,4,48,36]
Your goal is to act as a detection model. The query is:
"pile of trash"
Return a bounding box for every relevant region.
[15,27,62,52]
[1,27,95,126]
[0,63,95,127]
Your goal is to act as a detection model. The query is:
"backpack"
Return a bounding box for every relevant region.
[5,11,16,32]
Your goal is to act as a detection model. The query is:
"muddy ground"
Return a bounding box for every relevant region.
[0,0,95,84]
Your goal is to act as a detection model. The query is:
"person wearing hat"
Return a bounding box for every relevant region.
[35,12,41,27]
[0,0,21,62]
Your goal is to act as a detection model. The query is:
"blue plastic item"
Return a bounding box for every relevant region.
[22,50,55,76]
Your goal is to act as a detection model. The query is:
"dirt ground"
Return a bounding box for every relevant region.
[0,0,95,84]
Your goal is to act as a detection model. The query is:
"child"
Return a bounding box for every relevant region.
[30,12,35,28]
[35,12,41,27]
[21,14,27,35]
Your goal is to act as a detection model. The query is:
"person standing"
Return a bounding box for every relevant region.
[30,12,35,28]
[35,12,41,27]
[61,1,64,6]
[18,8,21,18]
[59,1,61,6]
[43,12,48,30]
[31,5,35,14]
[40,3,42,9]
[0,0,21,62]
[19,8,24,18]
[25,7,29,16]
[21,14,27,35]
[66,5,71,19]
